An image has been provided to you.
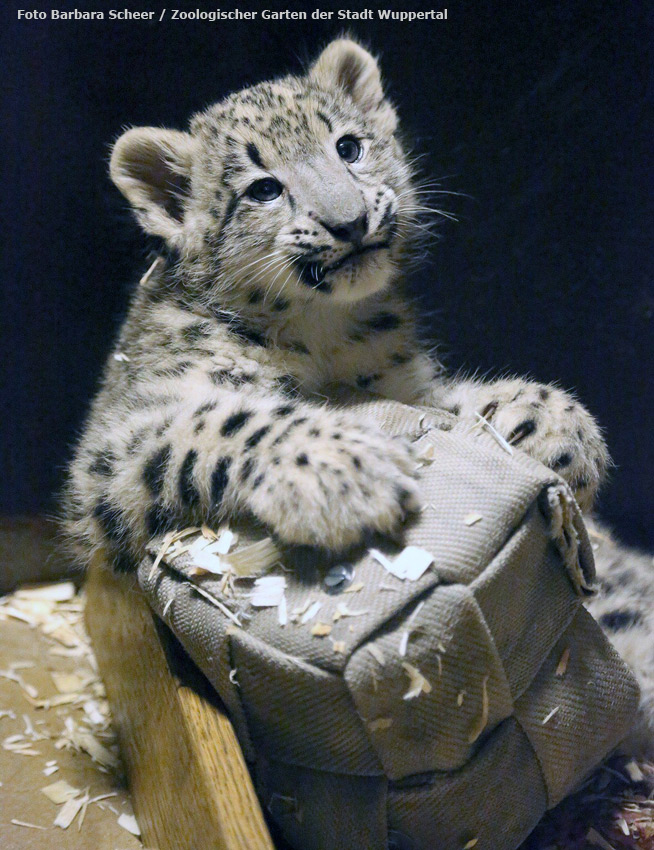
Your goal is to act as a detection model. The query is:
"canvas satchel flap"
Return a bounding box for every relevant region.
[139,397,639,850]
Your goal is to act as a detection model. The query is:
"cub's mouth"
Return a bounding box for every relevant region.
[296,241,390,291]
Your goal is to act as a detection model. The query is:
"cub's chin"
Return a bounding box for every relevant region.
[292,248,395,303]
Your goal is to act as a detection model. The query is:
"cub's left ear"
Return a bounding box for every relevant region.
[310,38,397,133]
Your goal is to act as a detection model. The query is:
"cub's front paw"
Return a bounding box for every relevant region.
[450,379,609,511]
[246,420,421,550]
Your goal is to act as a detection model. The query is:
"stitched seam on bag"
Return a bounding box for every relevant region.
[512,712,553,809]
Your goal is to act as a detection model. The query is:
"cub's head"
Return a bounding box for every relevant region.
[111,39,418,304]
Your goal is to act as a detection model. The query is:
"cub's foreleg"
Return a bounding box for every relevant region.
[65,386,420,569]
[424,375,609,511]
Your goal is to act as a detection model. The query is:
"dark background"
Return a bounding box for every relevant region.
[2,0,652,547]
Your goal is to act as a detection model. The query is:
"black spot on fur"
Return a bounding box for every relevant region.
[356,375,374,389]
[181,322,211,343]
[88,449,115,477]
[113,551,138,574]
[179,450,199,506]
[391,352,412,366]
[209,369,229,385]
[273,297,289,311]
[94,500,129,546]
[221,410,253,436]
[509,419,537,446]
[365,312,401,332]
[220,192,240,234]
[274,404,296,417]
[153,360,193,378]
[308,428,320,437]
[248,289,263,304]
[252,473,265,489]
[352,456,362,469]
[145,503,178,536]
[194,419,206,434]
[143,444,172,496]
[552,452,573,470]
[246,142,265,169]
[211,457,232,506]
[316,110,333,132]
[155,418,172,438]
[275,375,299,396]
[539,388,550,401]
[195,401,217,417]
[241,457,255,482]
[598,609,642,632]
[296,453,309,466]
[126,426,151,455]
[245,425,272,450]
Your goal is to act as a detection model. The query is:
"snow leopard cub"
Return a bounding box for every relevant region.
[62,39,651,751]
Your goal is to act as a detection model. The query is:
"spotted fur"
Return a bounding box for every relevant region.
[62,39,651,753]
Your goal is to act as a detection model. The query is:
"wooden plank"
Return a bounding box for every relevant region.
[84,550,275,850]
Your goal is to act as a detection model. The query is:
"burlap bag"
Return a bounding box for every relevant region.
[139,399,639,850]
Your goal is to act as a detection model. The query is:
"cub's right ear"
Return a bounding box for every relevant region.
[110,127,198,245]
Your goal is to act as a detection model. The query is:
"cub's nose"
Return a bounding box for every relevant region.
[321,213,369,244]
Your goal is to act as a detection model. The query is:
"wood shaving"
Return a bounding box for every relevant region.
[16,583,77,602]
[333,602,369,622]
[617,816,630,836]
[149,527,200,578]
[369,548,395,571]
[542,705,561,725]
[277,594,288,626]
[367,645,385,665]
[226,537,281,577]
[0,666,39,698]
[398,630,410,657]
[54,794,86,829]
[51,672,85,693]
[463,512,483,527]
[41,779,81,803]
[371,546,434,581]
[625,760,645,782]
[368,717,393,732]
[188,582,242,625]
[310,622,332,637]
[331,641,347,654]
[463,840,479,849]
[474,411,514,455]
[75,728,119,768]
[300,601,322,624]
[11,819,47,829]
[415,443,437,466]
[292,597,314,617]
[467,675,489,743]
[457,690,466,706]
[555,646,571,677]
[117,812,141,835]
[201,523,218,539]
[342,581,364,594]
[402,662,432,700]
[251,576,286,608]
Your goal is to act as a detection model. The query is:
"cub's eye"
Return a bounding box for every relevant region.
[247,178,283,202]
[336,135,362,163]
